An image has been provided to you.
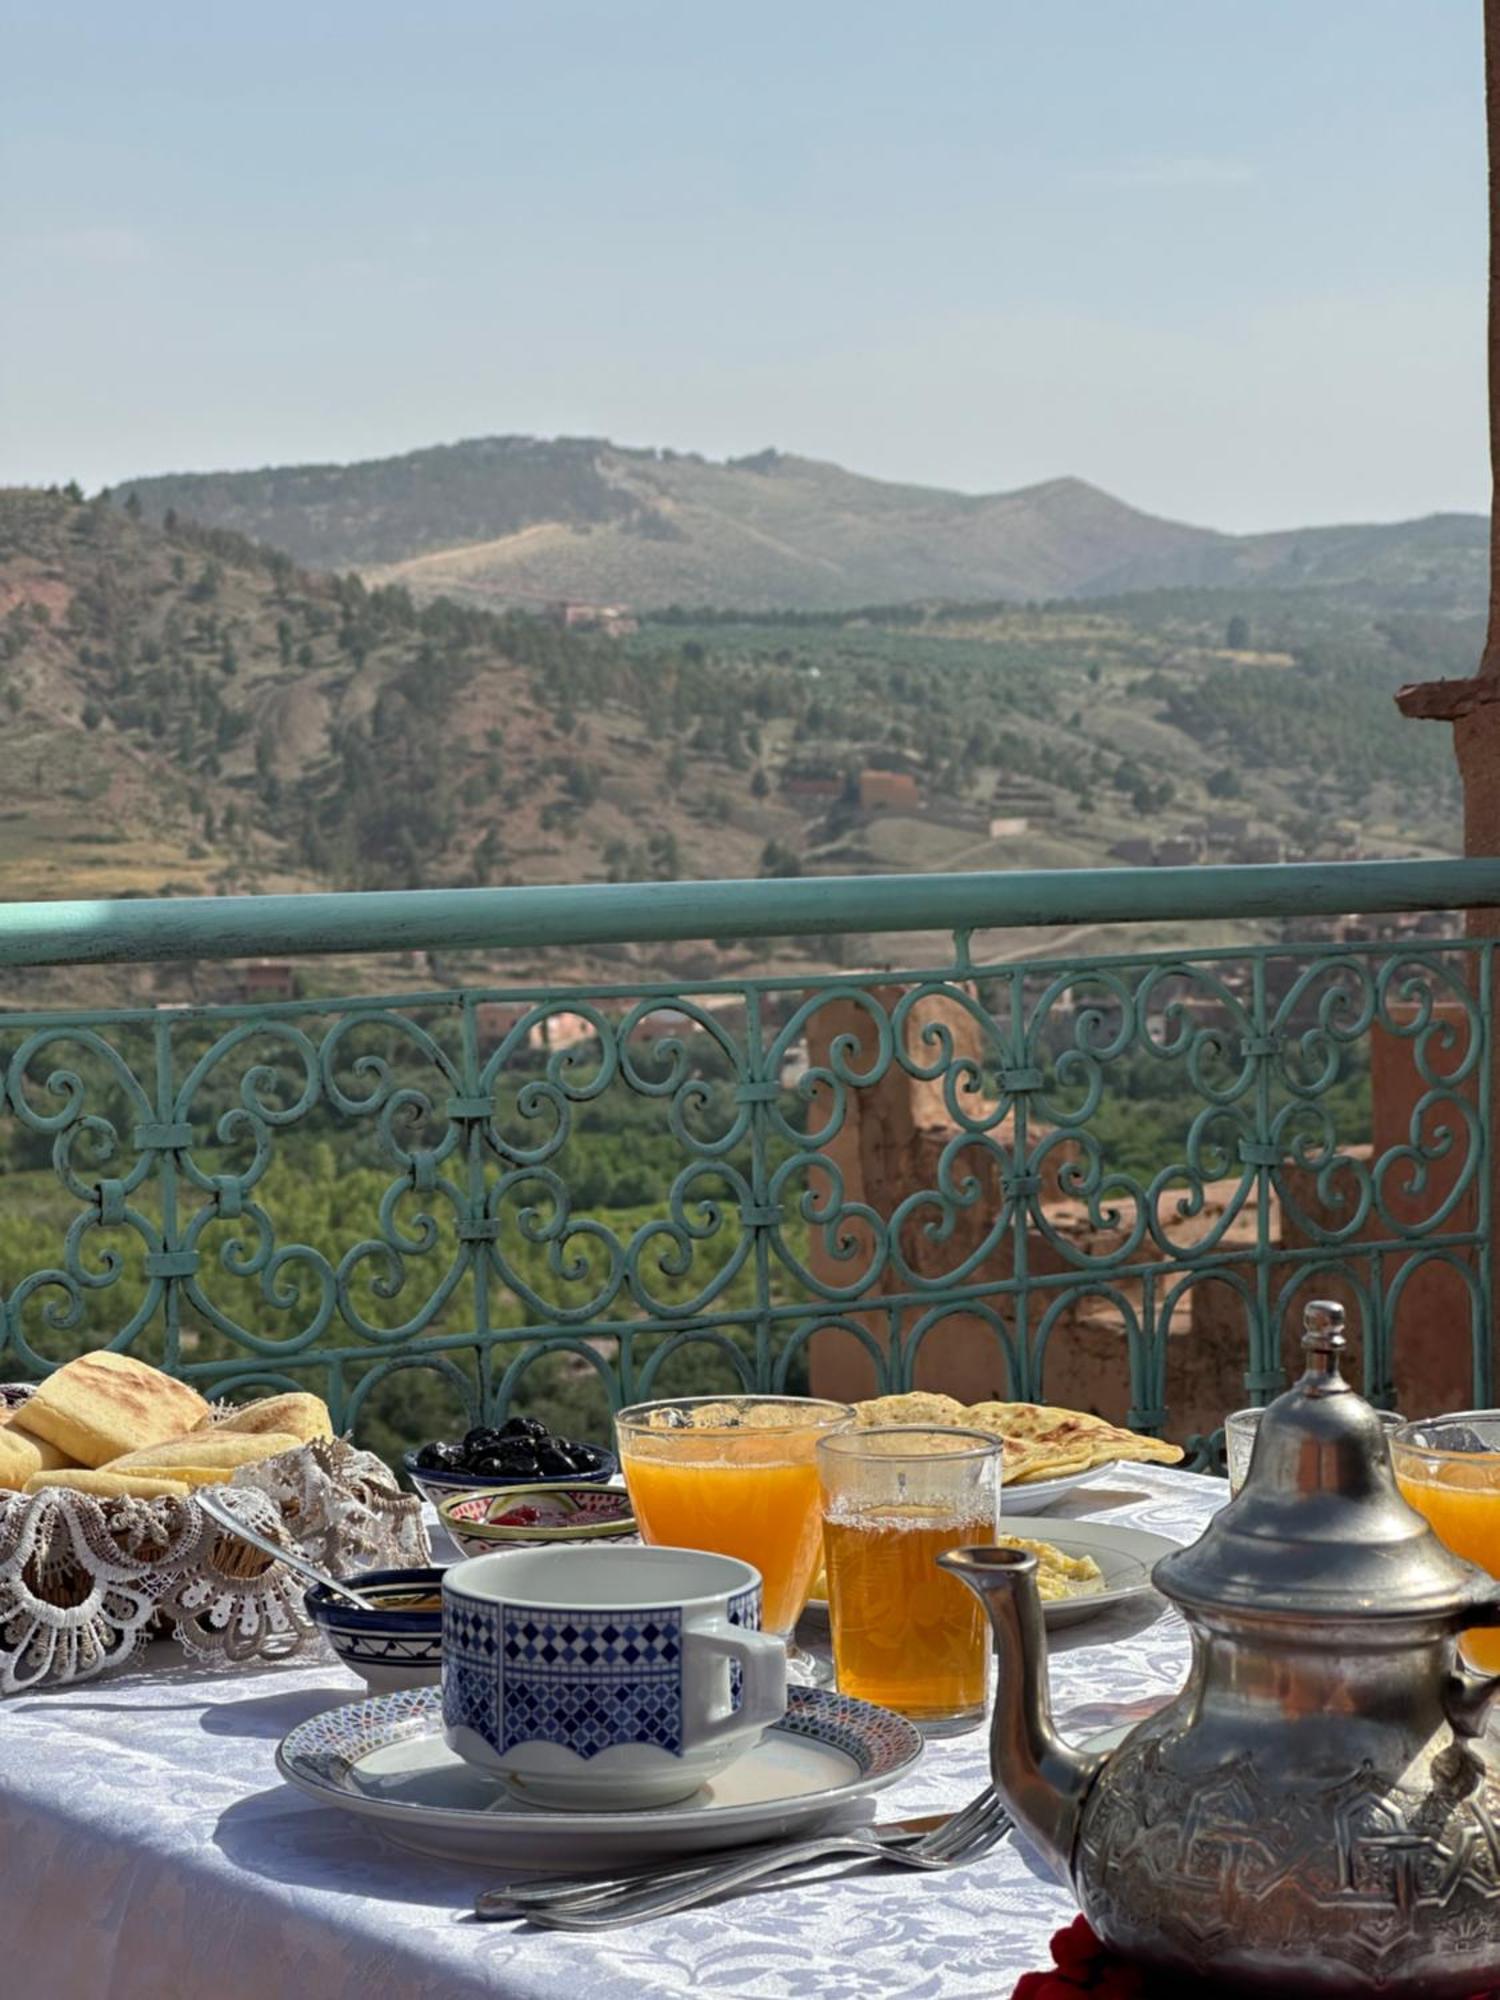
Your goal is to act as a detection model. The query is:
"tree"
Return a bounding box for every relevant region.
[750,767,770,799]
[123,491,142,520]
[1226,614,1251,650]
[760,839,802,878]
[1207,765,1243,799]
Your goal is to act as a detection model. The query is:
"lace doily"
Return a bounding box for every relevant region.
[0,1413,430,1692]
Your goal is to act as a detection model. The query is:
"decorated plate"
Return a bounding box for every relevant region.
[438,1482,636,1556]
[276,1683,924,1868]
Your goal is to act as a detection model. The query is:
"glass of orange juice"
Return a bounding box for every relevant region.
[1392,1413,1500,1671]
[615,1395,853,1675]
[817,1426,1001,1734]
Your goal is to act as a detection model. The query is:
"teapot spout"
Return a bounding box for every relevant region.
[939,1545,1105,1881]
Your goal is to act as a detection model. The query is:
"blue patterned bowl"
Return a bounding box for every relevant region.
[403,1447,618,1511]
[305,1566,446,1694]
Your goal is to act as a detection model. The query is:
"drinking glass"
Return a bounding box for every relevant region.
[1225,1404,1404,1496]
[816,1426,1001,1735]
[615,1394,852,1677]
[1392,1412,1500,1671]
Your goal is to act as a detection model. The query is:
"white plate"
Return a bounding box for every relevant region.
[276,1683,924,1868]
[1005,1519,1175,1629]
[804,1512,1175,1623]
[998,1467,1102,1515]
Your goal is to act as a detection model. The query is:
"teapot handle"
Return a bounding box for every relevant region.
[1443,1663,1500,1739]
[1443,1594,1500,1739]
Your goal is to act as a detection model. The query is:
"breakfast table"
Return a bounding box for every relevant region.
[0,1464,1224,2000]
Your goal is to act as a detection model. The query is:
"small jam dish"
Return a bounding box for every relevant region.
[438,1482,637,1558]
[304,1566,446,1693]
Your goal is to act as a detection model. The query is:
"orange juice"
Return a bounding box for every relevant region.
[622,1442,824,1637]
[1396,1465,1500,1671]
[823,1504,991,1721]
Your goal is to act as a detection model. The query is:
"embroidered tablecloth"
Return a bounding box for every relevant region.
[0,1464,1224,2000]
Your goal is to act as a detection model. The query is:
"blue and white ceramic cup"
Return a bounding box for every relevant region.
[442,1545,787,1808]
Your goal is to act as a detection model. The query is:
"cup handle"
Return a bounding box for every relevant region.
[684,1622,787,1744]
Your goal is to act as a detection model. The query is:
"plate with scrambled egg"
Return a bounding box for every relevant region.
[987,1520,1164,1628]
[805,1518,1173,1630]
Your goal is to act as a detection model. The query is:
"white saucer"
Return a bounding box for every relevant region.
[276,1684,924,1868]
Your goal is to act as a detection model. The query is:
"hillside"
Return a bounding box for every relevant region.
[0,487,1466,1013]
[0,488,813,934]
[118,437,1491,617]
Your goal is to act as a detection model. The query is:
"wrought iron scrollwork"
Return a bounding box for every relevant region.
[0,933,1486,1441]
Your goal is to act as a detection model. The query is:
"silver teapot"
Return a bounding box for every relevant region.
[942,1303,1500,1995]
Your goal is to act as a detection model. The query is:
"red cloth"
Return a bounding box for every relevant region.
[1010,1918,1500,1998]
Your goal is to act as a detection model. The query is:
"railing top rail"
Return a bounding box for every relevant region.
[0,858,1488,969]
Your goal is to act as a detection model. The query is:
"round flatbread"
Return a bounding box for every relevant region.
[853,1392,969,1430]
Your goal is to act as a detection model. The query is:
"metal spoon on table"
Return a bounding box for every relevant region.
[196,1488,379,1611]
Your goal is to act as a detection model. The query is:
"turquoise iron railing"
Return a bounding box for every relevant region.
[0,860,1492,1465]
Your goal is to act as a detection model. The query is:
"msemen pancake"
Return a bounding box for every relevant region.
[25,1467,191,1499]
[106,1428,303,1488]
[22,1352,209,1468]
[202,1392,331,1445]
[0,1417,76,1492]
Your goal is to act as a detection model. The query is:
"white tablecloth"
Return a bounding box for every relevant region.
[0,1465,1225,2000]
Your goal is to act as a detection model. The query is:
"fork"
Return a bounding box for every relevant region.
[475,1787,1012,1929]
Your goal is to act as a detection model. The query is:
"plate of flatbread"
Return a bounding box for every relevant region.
[846,1392,1184,1515]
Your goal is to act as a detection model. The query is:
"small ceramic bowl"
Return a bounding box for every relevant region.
[402,1446,618,1511]
[438,1482,637,1558]
[304,1565,446,1693]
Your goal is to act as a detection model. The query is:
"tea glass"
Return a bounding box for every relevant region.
[1225,1404,1404,1495]
[615,1394,853,1682]
[816,1425,1001,1735]
[1392,1412,1500,1672]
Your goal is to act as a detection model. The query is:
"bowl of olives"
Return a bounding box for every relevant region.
[404,1417,617,1507]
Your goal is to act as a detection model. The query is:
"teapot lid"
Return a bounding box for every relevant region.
[1154,1301,1496,1623]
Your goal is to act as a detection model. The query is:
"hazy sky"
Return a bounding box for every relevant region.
[1,1,1488,530]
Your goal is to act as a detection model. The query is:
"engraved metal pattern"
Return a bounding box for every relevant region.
[0,933,1487,1454]
[1076,1728,1500,1992]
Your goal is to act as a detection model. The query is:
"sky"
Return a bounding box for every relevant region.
[0,0,1489,531]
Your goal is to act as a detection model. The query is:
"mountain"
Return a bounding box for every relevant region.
[0,487,809,927]
[0,486,1464,1006]
[118,437,1490,617]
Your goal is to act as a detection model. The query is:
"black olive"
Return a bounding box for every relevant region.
[534,1443,578,1478]
[465,1425,501,1453]
[417,1441,466,1472]
[570,1444,604,1471]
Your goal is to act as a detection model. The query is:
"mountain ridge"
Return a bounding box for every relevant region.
[117,436,1489,616]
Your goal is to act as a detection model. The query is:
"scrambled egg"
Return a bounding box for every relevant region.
[993,1535,1105,1602]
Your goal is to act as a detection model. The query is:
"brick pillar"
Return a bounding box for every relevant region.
[804,984,1022,1406]
[1278,999,1482,1415]
[1393,0,1500,1392]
